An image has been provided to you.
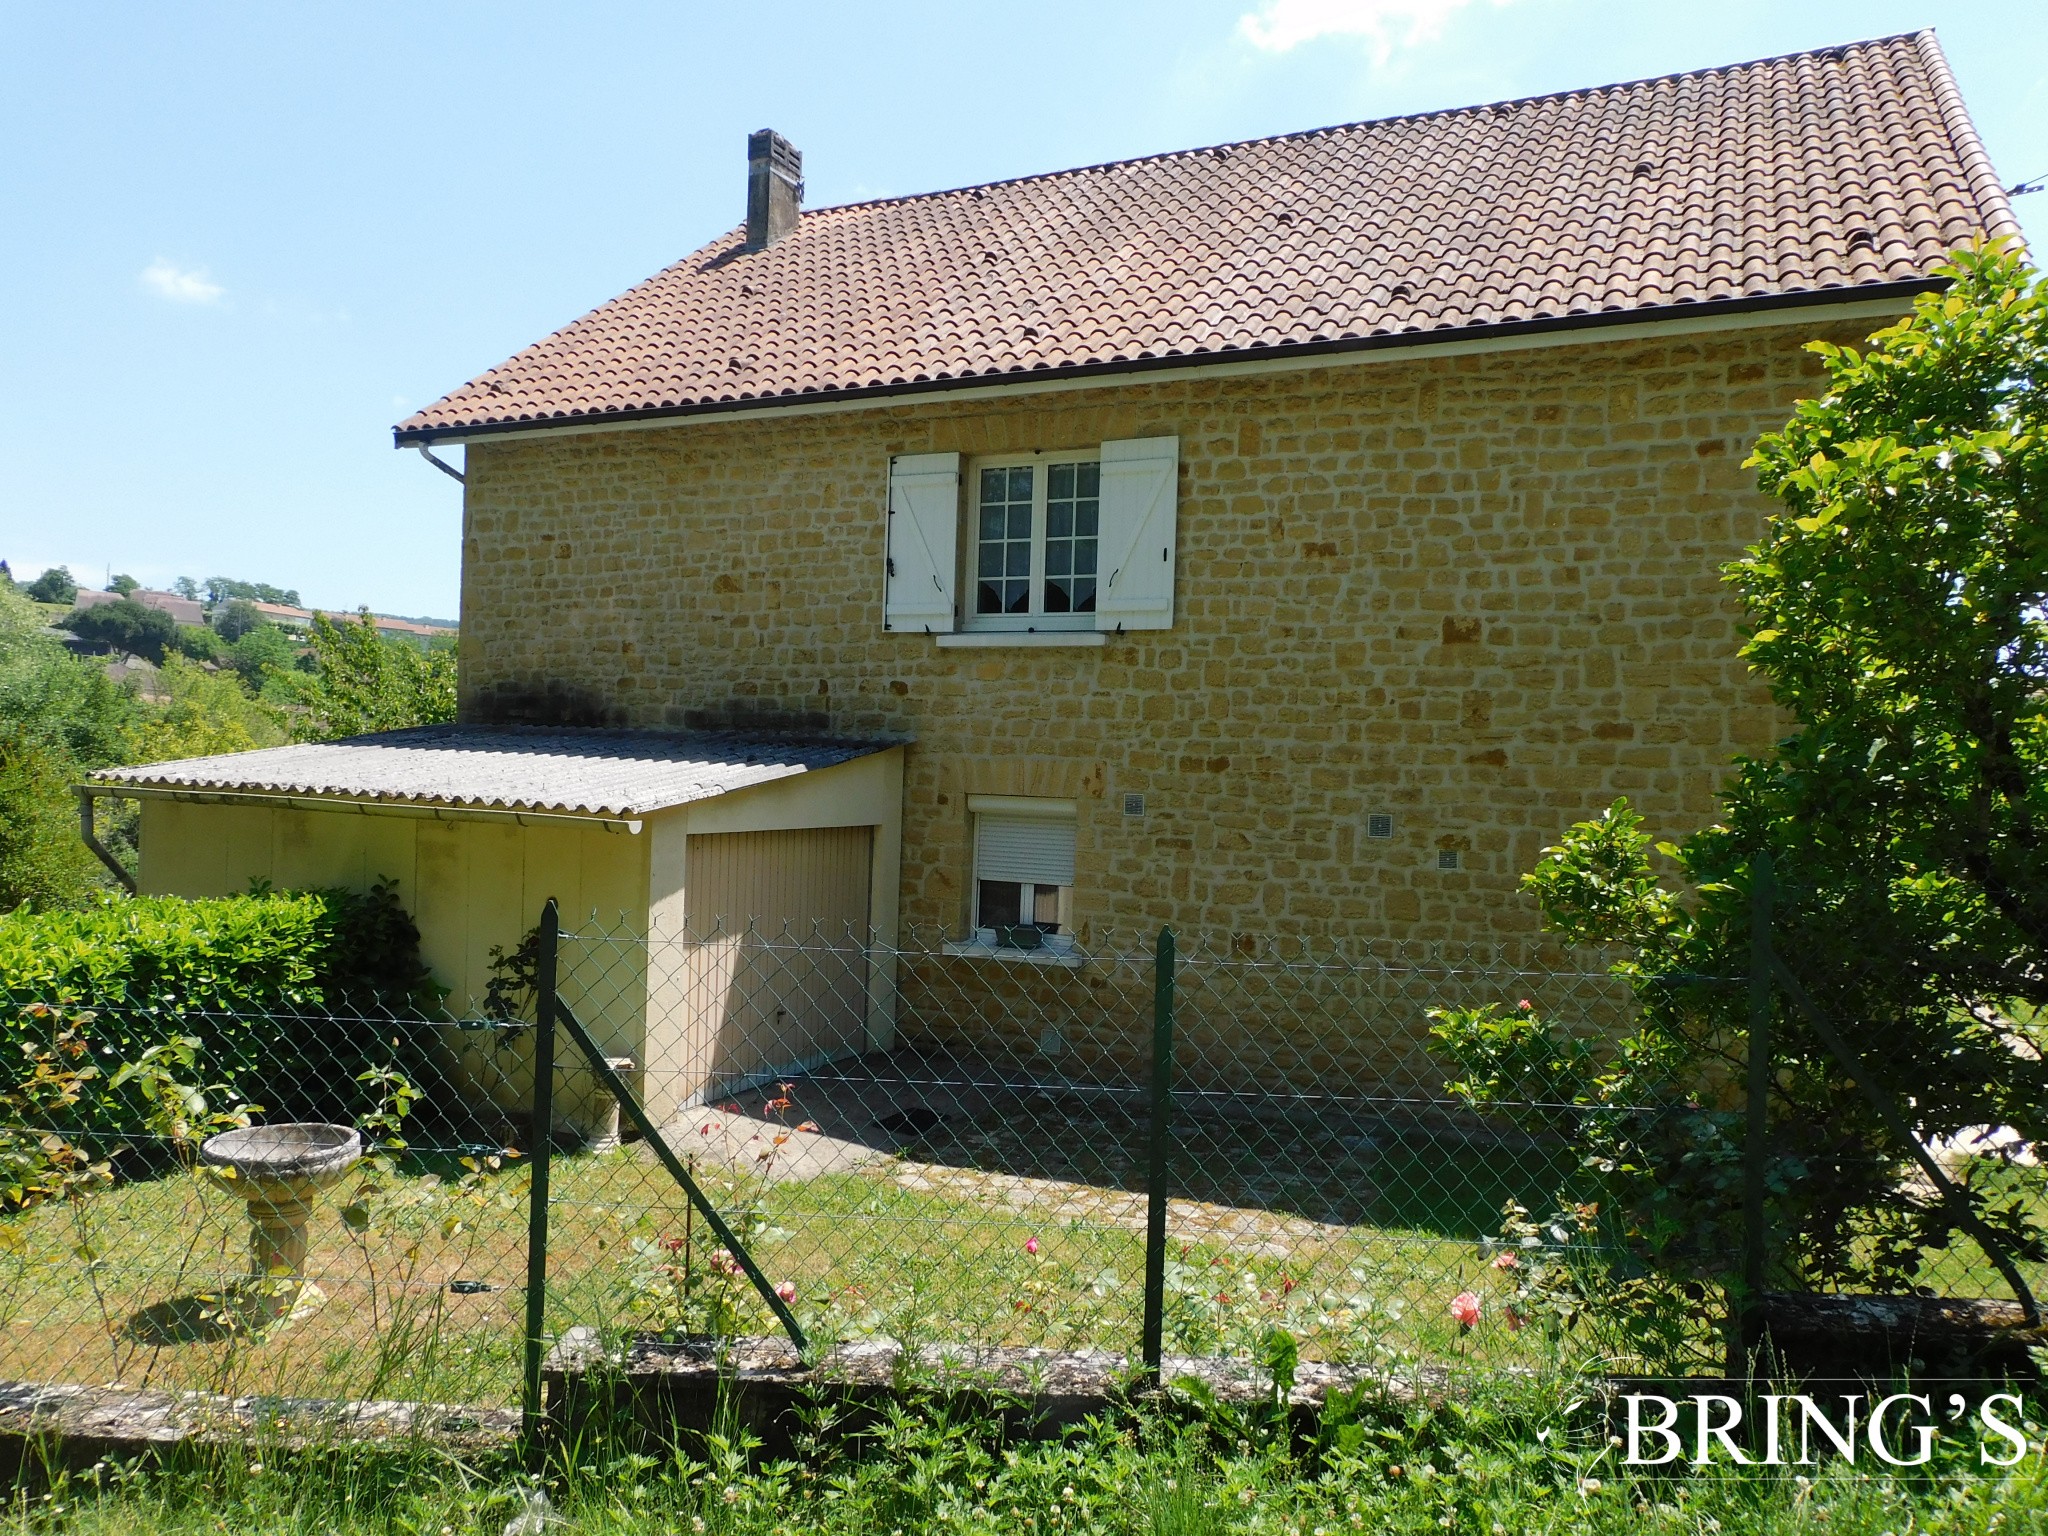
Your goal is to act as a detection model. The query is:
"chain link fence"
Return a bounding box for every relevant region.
[0,992,535,1408]
[536,913,1662,1386]
[0,888,2038,1426]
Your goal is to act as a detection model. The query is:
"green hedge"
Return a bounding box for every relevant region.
[0,883,446,1154]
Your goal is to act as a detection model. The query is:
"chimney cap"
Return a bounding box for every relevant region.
[748,129,803,182]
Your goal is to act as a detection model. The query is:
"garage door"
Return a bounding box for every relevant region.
[663,826,874,1107]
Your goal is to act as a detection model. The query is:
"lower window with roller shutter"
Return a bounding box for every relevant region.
[968,795,1076,940]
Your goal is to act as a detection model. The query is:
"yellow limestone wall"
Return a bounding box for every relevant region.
[457,314,1889,951]
[450,315,1896,1087]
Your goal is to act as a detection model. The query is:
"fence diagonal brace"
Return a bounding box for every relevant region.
[554,999,809,1353]
[1769,957,2040,1328]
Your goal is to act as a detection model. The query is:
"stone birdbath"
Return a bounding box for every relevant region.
[200,1123,363,1325]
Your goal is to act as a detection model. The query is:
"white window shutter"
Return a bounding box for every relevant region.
[976,816,1077,887]
[884,452,960,633]
[1095,436,1178,631]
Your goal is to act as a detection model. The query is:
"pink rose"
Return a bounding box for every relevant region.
[1024,1237,1040,1256]
[775,1280,797,1304]
[1491,1251,1520,1271]
[1450,1290,1482,1329]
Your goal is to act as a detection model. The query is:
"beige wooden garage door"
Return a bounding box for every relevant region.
[663,826,874,1108]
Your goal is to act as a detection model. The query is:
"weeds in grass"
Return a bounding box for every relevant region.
[0,1368,2043,1535]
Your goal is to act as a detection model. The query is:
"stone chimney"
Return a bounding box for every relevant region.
[745,130,803,249]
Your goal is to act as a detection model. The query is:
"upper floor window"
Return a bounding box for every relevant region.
[883,437,1179,641]
[972,454,1100,629]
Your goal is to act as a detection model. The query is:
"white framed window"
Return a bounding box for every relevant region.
[967,453,1100,631]
[883,436,1178,640]
[968,795,1076,941]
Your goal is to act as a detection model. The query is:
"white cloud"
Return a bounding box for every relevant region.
[140,258,224,305]
[1238,0,1510,61]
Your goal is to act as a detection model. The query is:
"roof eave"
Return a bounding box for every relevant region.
[391,278,1946,448]
[80,780,651,829]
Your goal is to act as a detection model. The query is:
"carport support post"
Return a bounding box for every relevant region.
[1141,926,1176,1381]
[522,898,560,1456]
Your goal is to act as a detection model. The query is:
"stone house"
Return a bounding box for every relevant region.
[93,32,2018,1106]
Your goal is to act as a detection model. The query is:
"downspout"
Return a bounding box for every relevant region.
[77,788,136,894]
[415,444,465,484]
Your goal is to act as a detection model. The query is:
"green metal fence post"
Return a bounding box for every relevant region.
[1141,926,1176,1381]
[521,898,559,1454]
[1739,855,1774,1369]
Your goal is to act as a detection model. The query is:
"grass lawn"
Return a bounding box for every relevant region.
[0,1128,2037,1410]
[0,1132,1616,1408]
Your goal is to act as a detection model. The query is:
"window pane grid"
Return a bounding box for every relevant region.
[975,465,1033,616]
[969,455,1100,625]
[1043,460,1098,615]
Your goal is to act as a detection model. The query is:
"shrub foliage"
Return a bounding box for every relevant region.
[0,884,446,1156]
[1436,245,2048,1308]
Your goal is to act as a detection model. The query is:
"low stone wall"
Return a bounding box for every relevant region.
[0,1379,518,1477]
[541,1327,1441,1455]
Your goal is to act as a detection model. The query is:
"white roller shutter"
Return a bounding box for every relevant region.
[975,815,1077,888]
[884,451,960,633]
[1095,435,1179,632]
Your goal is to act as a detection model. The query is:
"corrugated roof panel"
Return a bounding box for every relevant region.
[90,727,902,819]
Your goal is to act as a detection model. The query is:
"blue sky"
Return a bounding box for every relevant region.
[3,0,2043,621]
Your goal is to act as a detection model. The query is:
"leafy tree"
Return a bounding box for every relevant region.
[128,656,286,762]
[0,586,312,909]
[169,624,223,664]
[22,567,76,606]
[59,599,177,664]
[205,576,300,607]
[0,590,139,907]
[107,574,139,596]
[1732,243,2048,1011]
[1436,245,2048,1302]
[0,605,135,772]
[293,610,456,740]
[212,598,265,642]
[170,577,201,601]
[225,621,295,686]
[0,727,101,910]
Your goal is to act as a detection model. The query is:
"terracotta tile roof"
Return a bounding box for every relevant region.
[394,31,2015,444]
[73,589,206,626]
[91,726,901,820]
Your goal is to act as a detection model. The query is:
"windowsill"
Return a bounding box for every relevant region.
[941,938,1087,968]
[934,631,1106,649]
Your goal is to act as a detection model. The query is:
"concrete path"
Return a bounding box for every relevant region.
[656,1086,1356,1259]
